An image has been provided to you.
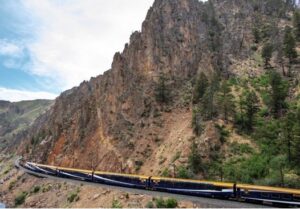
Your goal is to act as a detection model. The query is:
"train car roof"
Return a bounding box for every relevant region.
[93,171,149,179]
[30,162,149,179]
[32,162,92,173]
[151,176,234,188]
[237,184,300,195]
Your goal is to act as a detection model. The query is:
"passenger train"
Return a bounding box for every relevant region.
[20,161,300,207]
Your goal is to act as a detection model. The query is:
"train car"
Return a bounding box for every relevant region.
[237,184,300,206]
[93,171,150,189]
[56,167,93,182]
[150,176,235,199]
[23,162,39,172]
[31,163,58,176]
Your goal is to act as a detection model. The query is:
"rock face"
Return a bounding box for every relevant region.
[0,100,53,152]
[17,0,292,172]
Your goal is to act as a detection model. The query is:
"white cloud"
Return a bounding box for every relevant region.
[0,39,23,57]
[21,0,154,91]
[0,87,57,102]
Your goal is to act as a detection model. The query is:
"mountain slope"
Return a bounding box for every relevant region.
[0,100,53,152]
[17,0,300,186]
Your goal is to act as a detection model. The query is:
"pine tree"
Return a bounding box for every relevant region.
[292,108,300,166]
[245,91,259,132]
[284,26,298,64]
[262,42,273,68]
[193,72,209,104]
[252,26,261,43]
[276,43,286,76]
[201,74,220,120]
[281,112,296,163]
[269,71,289,117]
[192,107,203,136]
[217,80,236,122]
[294,10,300,41]
[155,73,170,104]
[234,95,247,132]
[188,139,203,173]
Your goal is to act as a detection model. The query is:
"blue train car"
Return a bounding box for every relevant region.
[237,184,300,206]
[23,162,39,172]
[30,163,58,176]
[150,176,234,199]
[56,167,93,182]
[93,171,150,189]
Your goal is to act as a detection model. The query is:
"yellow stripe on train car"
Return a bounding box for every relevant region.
[33,162,149,179]
[151,176,234,188]
[237,184,300,195]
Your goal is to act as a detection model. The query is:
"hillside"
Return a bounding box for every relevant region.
[0,100,53,152]
[1,0,300,207]
[18,0,300,184]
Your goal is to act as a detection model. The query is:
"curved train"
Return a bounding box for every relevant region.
[20,161,300,207]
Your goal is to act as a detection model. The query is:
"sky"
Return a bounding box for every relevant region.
[0,0,155,102]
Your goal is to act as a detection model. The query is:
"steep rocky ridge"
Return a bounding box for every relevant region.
[18,0,298,176]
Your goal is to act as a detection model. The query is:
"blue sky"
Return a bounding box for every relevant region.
[0,0,155,101]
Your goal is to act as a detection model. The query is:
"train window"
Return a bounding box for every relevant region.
[294,196,300,201]
[261,193,269,198]
[282,194,292,200]
[271,194,281,199]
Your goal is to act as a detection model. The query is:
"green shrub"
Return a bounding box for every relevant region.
[15,192,28,206]
[188,139,203,173]
[42,184,52,193]
[112,199,122,208]
[165,198,178,208]
[230,142,254,155]
[228,77,239,86]
[177,166,190,179]
[145,201,154,208]
[171,152,181,163]
[155,197,178,208]
[161,168,170,177]
[31,185,40,194]
[251,45,258,51]
[223,154,269,183]
[215,124,230,144]
[258,107,269,117]
[67,191,79,203]
[9,180,16,190]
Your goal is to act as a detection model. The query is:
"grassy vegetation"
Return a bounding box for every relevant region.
[111,199,122,208]
[30,185,41,194]
[14,192,28,206]
[171,152,181,163]
[42,184,52,193]
[9,180,16,190]
[67,188,80,203]
[154,197,178,208]
[229,142,254,156]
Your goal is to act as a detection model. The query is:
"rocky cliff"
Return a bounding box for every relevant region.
[18,0,299,177]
